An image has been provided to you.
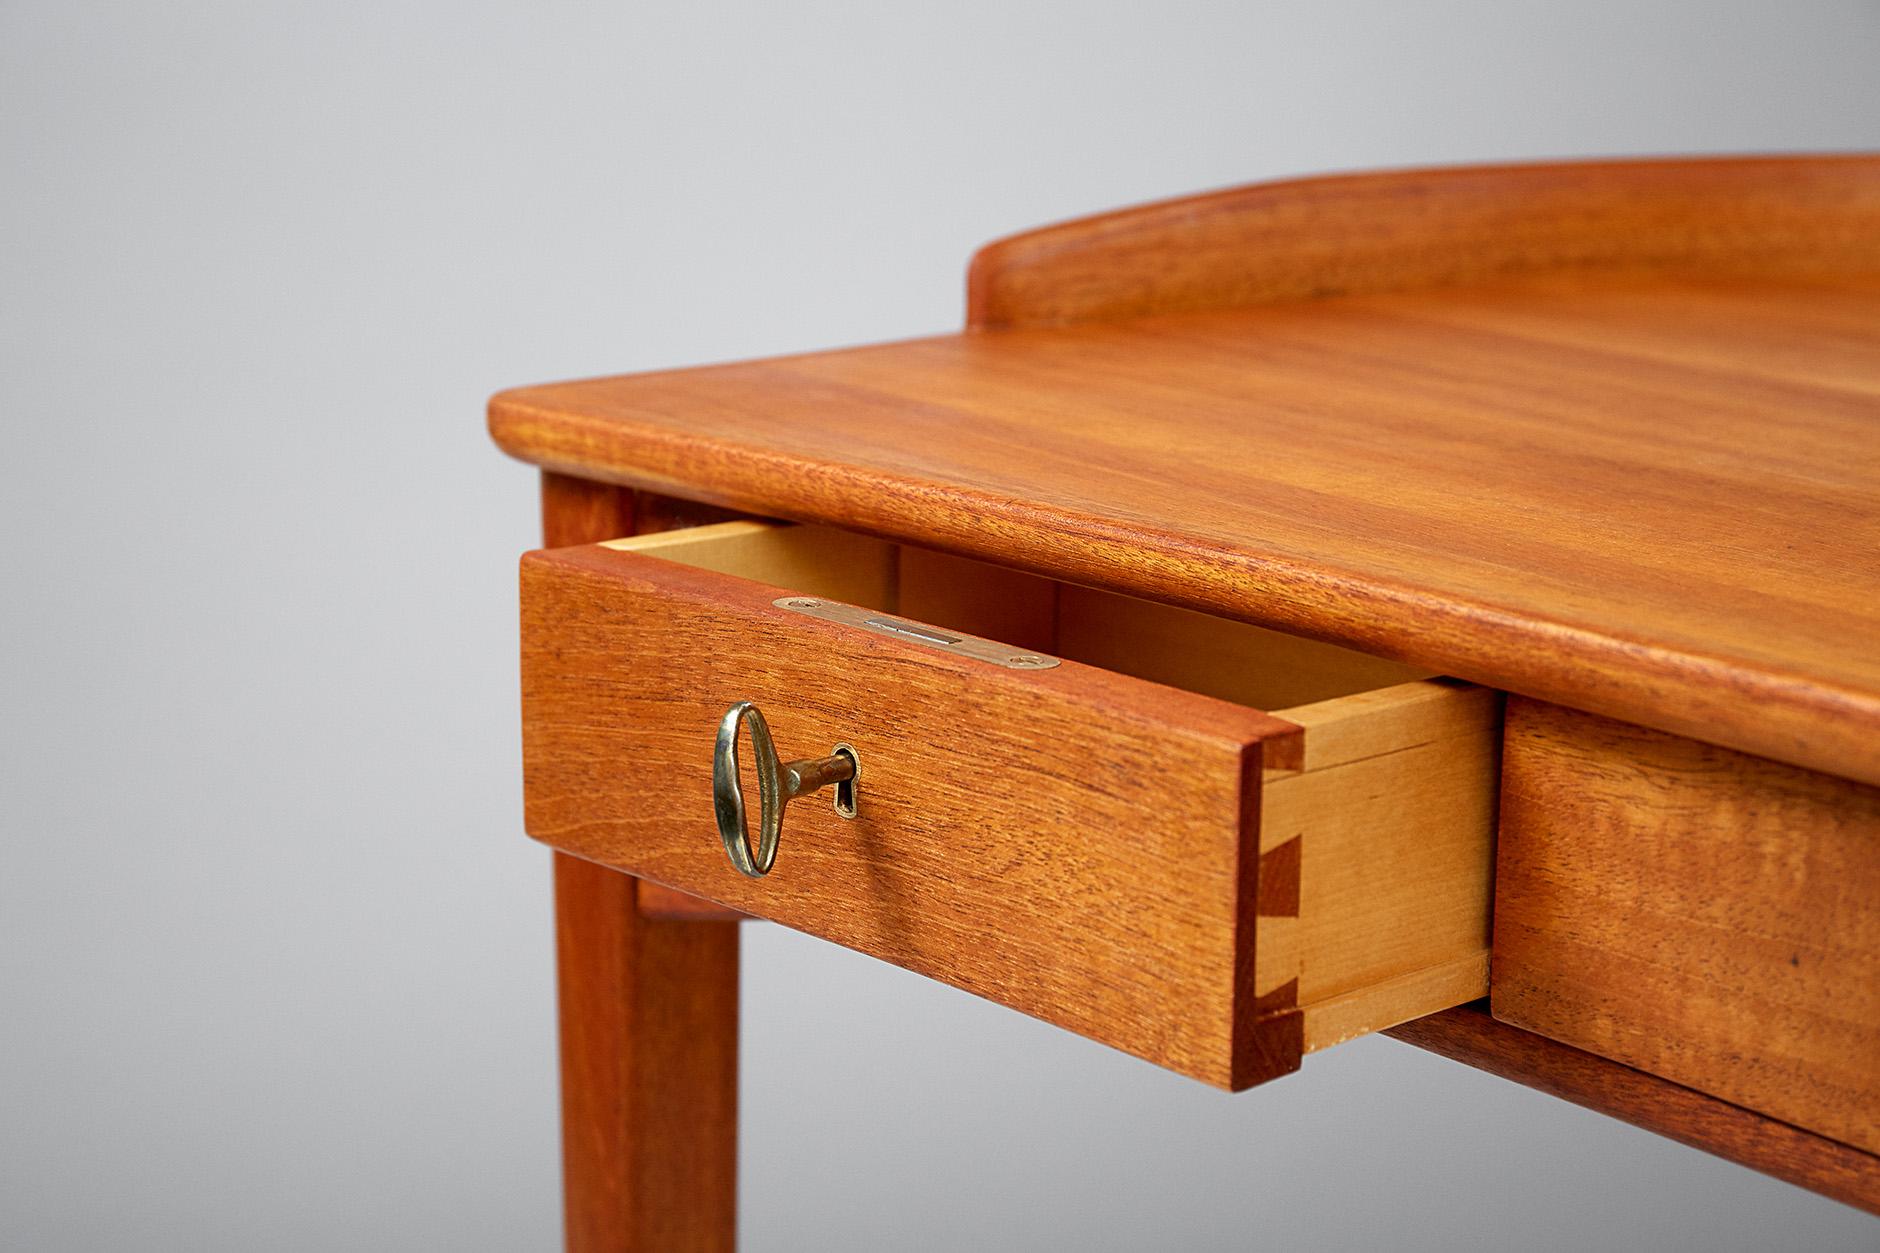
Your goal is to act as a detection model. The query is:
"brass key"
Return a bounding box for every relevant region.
[712,701,858,877]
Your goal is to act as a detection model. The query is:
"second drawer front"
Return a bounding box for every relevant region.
[1492,698,1880,1153]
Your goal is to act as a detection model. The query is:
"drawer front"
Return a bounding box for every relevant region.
[520,523,1498,1089]
[1492,698,1880,1153]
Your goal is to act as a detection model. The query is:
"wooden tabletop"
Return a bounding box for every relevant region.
[491,269,1880,787]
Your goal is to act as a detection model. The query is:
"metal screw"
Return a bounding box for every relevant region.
[782,597,821,609]
[1007,654,1052,669]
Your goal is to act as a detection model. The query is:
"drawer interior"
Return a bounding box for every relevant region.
[589,521,1499,1071]
[604,521,1429,706]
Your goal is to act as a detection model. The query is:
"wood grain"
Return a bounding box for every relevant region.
[494,158,1880,1218]
[636,881,743,921]
[966,154,1880,328]
[523,540,1293,1089]
[1386,1004,1880,1215]
[1056,584,1426,713]
[541,472,637,551]
[663,522,1500,1051]
[523,521,1499,1086]
[1264,682,1501,1051]
[1492,698,1880,1155]
[490,265,1880,789]
[540,473,738,1253]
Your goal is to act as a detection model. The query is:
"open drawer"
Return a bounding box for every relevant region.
[520,521,1499,1090]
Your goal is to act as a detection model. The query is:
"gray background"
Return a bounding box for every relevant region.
[3,3,1877,1249]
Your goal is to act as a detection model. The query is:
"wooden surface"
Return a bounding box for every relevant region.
[1263,682,1500,1053]
[523,521,1499,1086]
[1385,1005,1880,1215]
[499,159,1880,1218]
[967,154,1880,328]
[541,474,738,1253]
[522,536,1291,1089]
[492,255,1880,790]
[1492,698,1880,1155]
[1056,583,1426,712]
[636,881,743,921]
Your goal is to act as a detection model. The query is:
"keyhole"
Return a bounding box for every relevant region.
[831,744,860,819]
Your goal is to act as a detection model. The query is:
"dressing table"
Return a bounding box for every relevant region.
[491,155,1880,1248]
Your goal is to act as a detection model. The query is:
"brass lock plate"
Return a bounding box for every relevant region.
[773,597,1060,670]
